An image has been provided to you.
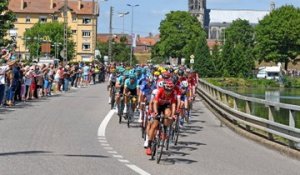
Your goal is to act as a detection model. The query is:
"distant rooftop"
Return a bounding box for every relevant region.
[208,9,270,24]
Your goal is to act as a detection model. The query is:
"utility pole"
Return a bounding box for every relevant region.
[127,4,139,67]
[63,0,68,65]
[108,6,113,63]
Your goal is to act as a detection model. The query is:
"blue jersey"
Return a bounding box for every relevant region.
[117,75,125,86]
[140,81,155,102]
[124,78,137,90]
[137,74,146,87]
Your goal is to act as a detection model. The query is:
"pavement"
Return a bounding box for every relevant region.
[0,83,299,175]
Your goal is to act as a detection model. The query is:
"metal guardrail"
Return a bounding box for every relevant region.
[197,79,300,149]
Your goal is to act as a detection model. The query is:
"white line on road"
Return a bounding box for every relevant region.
[107,151,118,154]
[98,109,152,175]
[101,143,110,146]
[98,110,115,137]
[118,159,130,163]
[126,164,151,175]
[113,155,123,158]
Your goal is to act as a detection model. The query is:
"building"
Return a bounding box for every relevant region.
[97,33,159,64]
[188,0,271,41]
[8,0,99,62]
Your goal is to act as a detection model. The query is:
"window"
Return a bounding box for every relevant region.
[25,16,30,23]
[72,30,77,34]
[82,18,91,24]
[53,15,58,21]
[81,55,90,62]
[82,43,91,50]
[82,31,91,37]
[72,16,77,22]
[40,16,47,23]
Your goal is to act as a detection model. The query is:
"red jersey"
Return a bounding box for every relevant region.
[188,75,196,86]
[155,88,177,105]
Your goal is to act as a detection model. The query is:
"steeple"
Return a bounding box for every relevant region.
[188,0,206,27]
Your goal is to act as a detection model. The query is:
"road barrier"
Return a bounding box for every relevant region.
[197,79,300,150]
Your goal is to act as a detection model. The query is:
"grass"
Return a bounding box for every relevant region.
[205,77,280,88]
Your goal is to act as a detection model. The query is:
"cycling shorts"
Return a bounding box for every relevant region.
[157,104,171,115]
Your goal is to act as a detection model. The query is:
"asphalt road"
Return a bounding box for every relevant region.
[0,83,298,175]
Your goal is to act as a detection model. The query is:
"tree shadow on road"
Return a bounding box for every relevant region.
[160,157,198,165]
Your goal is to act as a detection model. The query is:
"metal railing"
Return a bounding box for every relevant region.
[197,79,300,149]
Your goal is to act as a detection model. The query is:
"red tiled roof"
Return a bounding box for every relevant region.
[8,0,98,15]
[207,39,221,50]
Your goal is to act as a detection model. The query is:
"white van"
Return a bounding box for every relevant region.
[256,66,281,80]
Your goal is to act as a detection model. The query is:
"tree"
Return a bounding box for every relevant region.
[24,22,75,61]
[96,36,136,64]
[154,11,203,64]
[255,5,300,70]
[193,32,214,77]
[210,43,223,77]
[221,19,255,77]
[0,0,16,47]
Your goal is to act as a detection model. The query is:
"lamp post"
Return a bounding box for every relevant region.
[118,11,129,34]
[127,3,139,67]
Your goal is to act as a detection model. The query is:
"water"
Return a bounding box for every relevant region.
[223,87,300,128]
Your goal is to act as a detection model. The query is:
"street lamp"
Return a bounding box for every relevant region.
[127,3,139,67]
[118,11,129,34]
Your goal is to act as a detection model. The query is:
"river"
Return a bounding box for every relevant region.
[224,87,300,128]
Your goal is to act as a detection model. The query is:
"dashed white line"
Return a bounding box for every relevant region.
[107,151,118,154]
[126,164,151,175]
[98,109,152,175]
[118,159,130,163]
[113,155,123,158]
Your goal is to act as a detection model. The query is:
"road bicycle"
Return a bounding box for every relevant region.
[125,95,138,128]
[151,115,172,164]
[117,94,125,124]
[110,86,116,109]
[140,102,149,140]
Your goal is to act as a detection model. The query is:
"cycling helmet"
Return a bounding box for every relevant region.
[180,80,189,88]
[154,71,160,76]
[157,80,164,88]
[169,68,174,73]
[164,80,174,91]
[135,67,142,72]
[178,69,184,76]
[129,73,136,79]
[124,71,130,77]
[186,68,191,73]
[162,72,171,79]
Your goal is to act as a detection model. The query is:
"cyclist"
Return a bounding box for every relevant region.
[108,68,117,104]
[145,80,177,155]
[115,68,126,112]
[177,80,191,127]
[123,73,138,115]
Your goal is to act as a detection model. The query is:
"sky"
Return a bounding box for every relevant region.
[97,0,300,36]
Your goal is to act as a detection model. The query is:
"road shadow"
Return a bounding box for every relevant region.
[0,150,52,156]
[177,141,206,147]
[169,145,198,151]
[0,150,108,159]
[166,150,190,157]
[161,157,198,165]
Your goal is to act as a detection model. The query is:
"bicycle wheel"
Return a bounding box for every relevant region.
[110,88,116,109]
[156,136,165,164]
[151,140,157,160]
[174,119,180,146]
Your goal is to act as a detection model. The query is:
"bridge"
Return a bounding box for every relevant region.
[0,83,298,175]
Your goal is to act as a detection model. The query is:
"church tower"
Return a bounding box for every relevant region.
[188,0,206,27]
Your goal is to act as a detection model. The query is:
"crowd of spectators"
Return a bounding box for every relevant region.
[0,60,106,107]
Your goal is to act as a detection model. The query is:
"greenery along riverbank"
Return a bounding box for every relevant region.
[205,77,300,88]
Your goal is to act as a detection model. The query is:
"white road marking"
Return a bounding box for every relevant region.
[126,164,151,175]
[98,109,115,137]
[98,109,152,175]
[107,151,118,154]
[113,155,123,158]
[118,159,130,163]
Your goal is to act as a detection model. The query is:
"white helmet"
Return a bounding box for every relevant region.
[180,80,189,88]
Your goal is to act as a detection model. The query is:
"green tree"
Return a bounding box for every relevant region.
[96,36,136,64]
[221,19,255,77]
[24,22,75,61]
[0,0,16,47]
[211,43,223,77]
[193,32,214,77]
[255,5,300,70]
[154,11,203,64]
